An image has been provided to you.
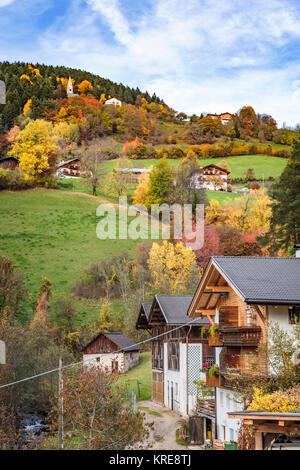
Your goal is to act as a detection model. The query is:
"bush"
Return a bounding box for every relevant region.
[0,169,35,191]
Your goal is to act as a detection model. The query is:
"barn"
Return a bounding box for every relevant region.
[0,156,19,171]
[83,332,140,374]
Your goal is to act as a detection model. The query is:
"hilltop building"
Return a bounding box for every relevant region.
[206,113,234,125]
[67,77,79,98]
[105,97,122,107]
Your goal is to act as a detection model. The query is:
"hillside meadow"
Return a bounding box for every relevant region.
[0,189,154,323]
[105,154,288,180]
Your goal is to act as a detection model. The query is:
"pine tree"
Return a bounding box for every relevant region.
[265,137,300,251]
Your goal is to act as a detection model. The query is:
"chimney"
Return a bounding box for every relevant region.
[295,244,300,258]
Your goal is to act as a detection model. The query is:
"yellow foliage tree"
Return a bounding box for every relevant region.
[148,241,197,294]
[248,387,300,413]
[99,93,107,104]
[250,188,272,232]
[23,99,32,116]
[98,302,113,333]
[77,80,93,95]
[205,199,222,225]
[133,171,150,206]
[20,74,33,84]
[8,120,59,180]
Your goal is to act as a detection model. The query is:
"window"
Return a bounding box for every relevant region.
[168,341,180,371]
[220,392,223,407]
[289,307,300,325]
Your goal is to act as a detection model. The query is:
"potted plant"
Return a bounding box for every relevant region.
[208,324,223,346]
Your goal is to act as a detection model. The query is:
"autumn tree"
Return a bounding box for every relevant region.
[80,138,111,196]
[148,241,197,294]
[45,368,150,450]
[146,159,174,207]
[8,120,59,180]
[77,80,93,96]
[133,171,150,206]
[106,159,132,198]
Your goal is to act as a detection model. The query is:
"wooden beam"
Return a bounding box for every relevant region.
[254,424,299,434]
[278,420,285,427]
[244,419,253,425]
[255,431,263,451]
[195,310,216,315]
[206,286,231,293]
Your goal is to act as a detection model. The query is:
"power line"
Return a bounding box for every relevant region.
[0,318,200,390]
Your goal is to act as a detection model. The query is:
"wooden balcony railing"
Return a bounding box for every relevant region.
[219,326,261,347]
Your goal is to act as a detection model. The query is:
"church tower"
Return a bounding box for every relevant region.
[67,76,74,97]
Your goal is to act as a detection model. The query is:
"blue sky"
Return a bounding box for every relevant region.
[0,0,300,126]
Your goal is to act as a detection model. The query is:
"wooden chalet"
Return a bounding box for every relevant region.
[190,164,231,192]
[0,156,19,171]
[56,157,82,178]
[137,296,215,418]
[188,255,300,444]
[83,332,140,374]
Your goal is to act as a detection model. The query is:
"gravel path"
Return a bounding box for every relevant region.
[137,400,203,451]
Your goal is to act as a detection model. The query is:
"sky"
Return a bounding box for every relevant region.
[0,0,299,126]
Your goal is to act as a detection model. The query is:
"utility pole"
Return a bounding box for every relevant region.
[58,357,64,450]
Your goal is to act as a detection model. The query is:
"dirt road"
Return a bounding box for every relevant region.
[137,400,203,451]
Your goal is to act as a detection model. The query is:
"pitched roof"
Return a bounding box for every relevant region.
[154,295,209,325]
[141,303,152,320]
[84,332,140,353]
[135,302,152,330]
[103,332,140,352]
[212,256,300,305]
[56,157,81,169]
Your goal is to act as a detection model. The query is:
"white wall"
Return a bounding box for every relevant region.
[163,342,206,416]
[216,387,243,443]
[83,352,139,373]
[268,305,294,334]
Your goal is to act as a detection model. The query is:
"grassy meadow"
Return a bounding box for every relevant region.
[0,189,152,323]
[117,352,152,402]
[104,154,287,180]
[0,152,288,324]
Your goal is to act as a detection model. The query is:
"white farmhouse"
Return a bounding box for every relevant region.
[190,164,231,192]
[105,97,122,107]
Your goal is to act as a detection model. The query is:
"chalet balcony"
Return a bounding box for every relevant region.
[219,326,261,347]
[208,331,224,347]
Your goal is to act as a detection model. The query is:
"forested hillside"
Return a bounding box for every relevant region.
[0,61,163,132]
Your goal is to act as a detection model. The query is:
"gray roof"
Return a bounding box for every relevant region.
[56,157,81,169]
[212,256,300,305]
[155,295,210,325]
[141,303,152,321]
[103,332,140,352]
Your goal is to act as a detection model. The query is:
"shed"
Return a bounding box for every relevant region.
[83,332,140,373]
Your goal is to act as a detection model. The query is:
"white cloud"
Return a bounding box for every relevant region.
[2,0,299,126]
[0,0,15,6]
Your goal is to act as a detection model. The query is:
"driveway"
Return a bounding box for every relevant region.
[137,400,203,451]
